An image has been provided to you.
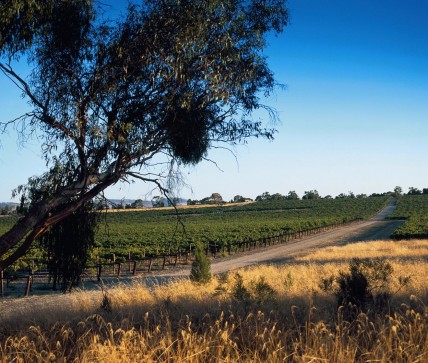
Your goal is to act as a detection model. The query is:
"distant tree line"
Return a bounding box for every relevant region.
[91,195,184,210]
[187,193,254,206]
[11,186,428,214]
[406,187,428,196]
[254,189,404,201]
[0,205,16,216]
[391,186,428,197]
[64,185,428,211]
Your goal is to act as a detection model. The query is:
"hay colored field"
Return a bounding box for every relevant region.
[1,239,427,362]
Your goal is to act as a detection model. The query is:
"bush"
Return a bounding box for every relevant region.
[336,263,372,311]
[190,242,211,283]
[335,258,394,318]
[232,273,251,303]
[250,276,276,304]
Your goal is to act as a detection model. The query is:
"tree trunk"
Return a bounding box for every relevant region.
[0,174,118,270]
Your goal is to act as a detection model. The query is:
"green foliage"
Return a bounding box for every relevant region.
[0,0,289,266]
[232,195,246,203]
[190,242,211,283]
[40,202,98,292]
[336,261,373,312]
[389,194,428,239]
[131,199,145,209]
[283,271,294,291]
[100,288,113,314]
[319,276,335,292]
[302,190,321,200]
[0,0,57,55]
[335,258,394,318]
[151,196,165,208]
[7,196,389,266]
[200,193,224,205]
[0,217,17,237]
[250,276,276,304]
[232,273,276,305]
[232,273,251,303]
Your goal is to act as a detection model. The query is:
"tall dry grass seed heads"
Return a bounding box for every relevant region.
[0,240,427,362]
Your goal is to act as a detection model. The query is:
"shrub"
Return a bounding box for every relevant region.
[100,288,112,314]
[232,273,251,303]
[319,275,335,292]
[250,276,276,304]
[283,271,294,291]
[335,258,394,318]
[190,242,211,283]
[336,263,372,311]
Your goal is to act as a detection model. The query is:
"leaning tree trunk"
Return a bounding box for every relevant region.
[0,174,118,270]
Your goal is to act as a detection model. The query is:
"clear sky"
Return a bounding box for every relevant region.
[1,0,427,202]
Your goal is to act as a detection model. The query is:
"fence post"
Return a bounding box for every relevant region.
[97,264,102,281]
[24,275,32,297]
[162,256,166,270]
[148,258,153,272]
[117,263,121,277]
[0,270,3,298]
[132,261,137,275]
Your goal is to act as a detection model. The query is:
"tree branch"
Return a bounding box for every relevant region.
[0,225,48,271]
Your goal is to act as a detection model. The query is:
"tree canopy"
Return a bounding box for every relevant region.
[0,0,288,268]
[302,190,321,200]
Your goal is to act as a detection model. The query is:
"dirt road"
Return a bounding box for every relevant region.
[0,201,403,300]
[0,201,404,317]
[149,200,404,279]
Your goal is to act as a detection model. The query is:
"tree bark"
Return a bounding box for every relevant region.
[0,173,118,269]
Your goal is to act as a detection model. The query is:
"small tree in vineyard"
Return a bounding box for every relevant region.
[190,242,212,284]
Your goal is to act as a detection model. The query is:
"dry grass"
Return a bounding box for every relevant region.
[0,240,427,362]
[298,239,428,262]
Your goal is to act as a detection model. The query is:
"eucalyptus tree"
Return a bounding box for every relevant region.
[40,201,98,292]
[0,0,288,268]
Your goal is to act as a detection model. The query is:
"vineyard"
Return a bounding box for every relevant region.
[389,194,428,239]
[95,197,392,261]
[0,196,390,269]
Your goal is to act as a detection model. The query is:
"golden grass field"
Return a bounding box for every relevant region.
[0,239,427,362]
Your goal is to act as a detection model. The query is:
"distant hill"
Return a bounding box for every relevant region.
[0,199,189,210]
[0,202,18,207]
[108,199,148,207]
[107,198,187,208]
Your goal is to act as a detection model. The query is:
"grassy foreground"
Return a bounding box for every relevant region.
[0,240,427,362]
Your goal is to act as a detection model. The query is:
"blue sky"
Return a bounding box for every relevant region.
[1,0,427,202]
